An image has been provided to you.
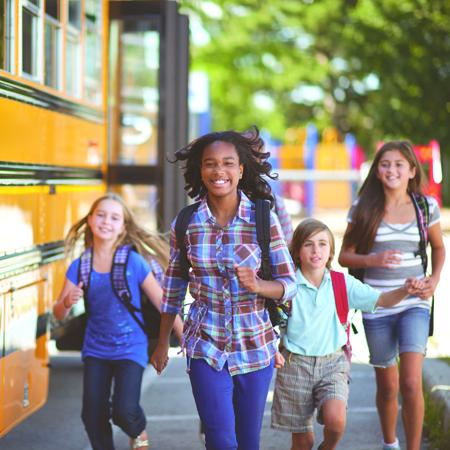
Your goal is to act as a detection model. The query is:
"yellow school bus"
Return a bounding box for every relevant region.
[0,0,108,435]
[0,0,188,436]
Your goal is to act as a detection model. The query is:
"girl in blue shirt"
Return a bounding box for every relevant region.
[271,218,426,450]
[53,193,183,450]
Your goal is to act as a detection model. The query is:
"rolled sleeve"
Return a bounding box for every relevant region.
[161,221,189,315]
[268,212,297,303]
[345,273,379,312]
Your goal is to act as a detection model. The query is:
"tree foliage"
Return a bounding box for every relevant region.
[180,0,450,203]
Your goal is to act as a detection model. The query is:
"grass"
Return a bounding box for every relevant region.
[423,368,450,450]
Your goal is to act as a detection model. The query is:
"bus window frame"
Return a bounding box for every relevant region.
[1,0,15,73]
[20,0,42,81]
[83,0,102,105]
[65,23,82,98]
[44,0,62,90]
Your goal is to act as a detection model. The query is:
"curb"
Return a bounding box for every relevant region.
[423,359,450,433]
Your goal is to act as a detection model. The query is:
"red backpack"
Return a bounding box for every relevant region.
[330,270,352,362]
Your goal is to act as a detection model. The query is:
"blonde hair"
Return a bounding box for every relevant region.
[289,218,335,270]
[65,193,169,270]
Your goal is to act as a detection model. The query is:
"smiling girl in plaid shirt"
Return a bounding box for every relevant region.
[151,127,297,450]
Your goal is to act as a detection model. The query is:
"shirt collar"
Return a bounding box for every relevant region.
[197,191,253,225]
[296,268,331,288]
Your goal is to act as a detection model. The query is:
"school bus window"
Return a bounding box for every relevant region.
[4,0,14,72]
[44,0,61,89]
[68,0,81,29]
[84,0,102,104]
[22,0,41,79]
[0,0,4,69]
[65,0,81,96]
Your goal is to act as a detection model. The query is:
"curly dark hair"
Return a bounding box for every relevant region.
[172,126,277,205]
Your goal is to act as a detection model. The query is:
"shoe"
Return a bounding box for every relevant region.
[317,443,324,450]
[130,431,150,449]
[382,441,400,450]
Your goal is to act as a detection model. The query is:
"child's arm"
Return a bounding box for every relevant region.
[234,264,285,300]
[420,222,446,299]
[376,278,426,308]
[53,279,84,320]
[338,225,402,269]
[150,313,177,374]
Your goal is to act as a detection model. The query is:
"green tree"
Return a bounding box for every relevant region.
[181,0,450,204]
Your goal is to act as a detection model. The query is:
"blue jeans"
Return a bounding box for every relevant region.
[189,358,274,450]
[363,307,430,368]
[81,357,146,450]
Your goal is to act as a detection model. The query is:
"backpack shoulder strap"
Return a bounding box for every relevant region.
[330,270,349,326]
[175,202,201,281]
[111,244,148,333]
[111,244,134,304]
[78,248,93,313]
[255,198,271,281]
[410,193,429,273]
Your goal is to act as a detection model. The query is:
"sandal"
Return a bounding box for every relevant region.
[130,431,149,449]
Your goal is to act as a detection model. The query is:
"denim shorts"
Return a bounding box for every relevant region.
[363,307,430,368]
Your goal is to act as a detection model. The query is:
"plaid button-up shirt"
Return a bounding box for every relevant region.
[274,194,293,244]
[161,192,296,375]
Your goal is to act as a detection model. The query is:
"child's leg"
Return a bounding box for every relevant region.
[233,360,274,450]
[111,360,146,439]
[292,432,314,450]
[319,399,346,450]
[81,357,114,450]
[188,358,237,450]
[315,352,349,450]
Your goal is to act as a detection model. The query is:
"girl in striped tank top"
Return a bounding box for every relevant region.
[339,141,445,450]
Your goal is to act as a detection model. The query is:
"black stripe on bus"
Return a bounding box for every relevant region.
[0,241,65,280]
[0,75,104,123]
[0,161,103,186]
[36,312,51,340]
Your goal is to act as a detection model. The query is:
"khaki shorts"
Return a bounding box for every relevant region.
[271,348,349,433]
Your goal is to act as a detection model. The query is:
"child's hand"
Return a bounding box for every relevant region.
[274,351,285,369]
[370,250,403,268]
[417,276,438,299]
[63,282,83,309]
[150,342,169,375]
[404,277,425,296]
[234,264,261,293]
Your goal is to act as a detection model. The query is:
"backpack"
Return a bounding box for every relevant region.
[174,198,289,327]
[349,193,433,336]
[330,270,352,362]
[77,245,165,357]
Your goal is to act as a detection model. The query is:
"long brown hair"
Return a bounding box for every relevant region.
[289,218,335,270]
[65,193,169,270]
[342,140,424,254]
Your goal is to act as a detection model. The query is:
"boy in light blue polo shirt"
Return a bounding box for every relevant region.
[271,219,426,450]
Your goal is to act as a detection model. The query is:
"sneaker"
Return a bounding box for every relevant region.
[382,441,401,450]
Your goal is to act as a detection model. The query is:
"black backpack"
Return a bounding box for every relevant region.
[174,198,289,327]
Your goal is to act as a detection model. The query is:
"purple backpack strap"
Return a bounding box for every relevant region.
[111,244,133,303]
[78,248,93,312]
